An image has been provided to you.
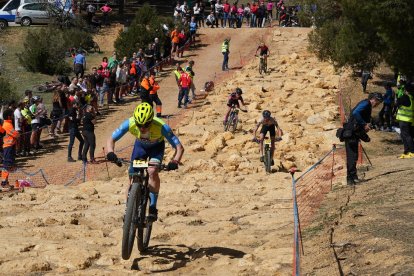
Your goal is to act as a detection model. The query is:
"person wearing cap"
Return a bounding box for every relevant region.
[395,83,414,159]
[344,92,383,185]
[221,38,230,71]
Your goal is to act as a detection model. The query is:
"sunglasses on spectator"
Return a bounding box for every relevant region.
[136,121,152,128]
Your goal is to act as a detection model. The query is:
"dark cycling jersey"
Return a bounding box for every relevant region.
[257,45,269,56]
[227,94,244,107]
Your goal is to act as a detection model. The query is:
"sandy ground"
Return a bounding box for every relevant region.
[0,27,344,275]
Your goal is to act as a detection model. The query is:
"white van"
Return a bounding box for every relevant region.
[0,0,70,28]
[0,0,37,28]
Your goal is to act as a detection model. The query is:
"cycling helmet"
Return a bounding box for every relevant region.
[263,110,271,118]
[369,92,384,103]
[133,103,154,125]
[235,87,243,95]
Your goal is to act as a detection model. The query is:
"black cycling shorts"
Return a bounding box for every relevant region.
[260,124,276,137]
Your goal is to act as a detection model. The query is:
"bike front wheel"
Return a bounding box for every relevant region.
[137,186,152,252]
[259,60,263,74]
[265,147,272,173]
[122,182,141,260]
[232,115,238,133]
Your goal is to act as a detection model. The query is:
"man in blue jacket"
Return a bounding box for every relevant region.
[345,92,383,185]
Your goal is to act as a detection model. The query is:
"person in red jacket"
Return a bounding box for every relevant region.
[178,70,192,108]
[1,109,19,190]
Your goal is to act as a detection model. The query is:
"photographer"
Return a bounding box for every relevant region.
[344,93,383,185]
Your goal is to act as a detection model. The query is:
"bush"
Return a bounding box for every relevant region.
[0,76,18,104]
[114,4,175,58]
[17,27,71,75]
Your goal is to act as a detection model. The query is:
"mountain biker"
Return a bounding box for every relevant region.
[106,103,184,221]
[223,88,247,125]
[255,42,270,65]
[253,110,282,165]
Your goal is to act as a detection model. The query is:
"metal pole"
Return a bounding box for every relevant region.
[331,144,336,190]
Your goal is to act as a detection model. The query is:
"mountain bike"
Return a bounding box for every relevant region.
[256,55,267,74]
[224,104,239,133]
[253,136,282,173]
[114,159,167,260]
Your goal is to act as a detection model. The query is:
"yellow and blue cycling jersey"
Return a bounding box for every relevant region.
[111,116,181,148]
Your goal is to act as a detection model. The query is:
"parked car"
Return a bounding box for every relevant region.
[15,2,50,26]
[0,0,36,28]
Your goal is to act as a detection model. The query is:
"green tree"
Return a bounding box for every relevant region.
[303,0,414,75]
[114,4,174,58]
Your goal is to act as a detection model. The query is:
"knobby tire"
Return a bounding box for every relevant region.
[265,147,272,173]
[225,112,233,132]
[137,185,152,252]
[232,115,238,133]
[122,182,141,260]
[259,59,263,75]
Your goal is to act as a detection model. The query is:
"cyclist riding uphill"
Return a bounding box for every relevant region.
[253,110,282,165]
[224,87,247,125]
[255,42,270,63]
[106,102,184,221]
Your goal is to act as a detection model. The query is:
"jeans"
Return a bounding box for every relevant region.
[250,14,257,27]
[222,52,229,71]
[178,87,190,107]
[82,130,96,161]
[99,85,108,105]
[223,12,229,27]
[68,127,84,159]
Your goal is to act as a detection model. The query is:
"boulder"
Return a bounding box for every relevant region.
[306,114,327,125]
[189,143,205,152]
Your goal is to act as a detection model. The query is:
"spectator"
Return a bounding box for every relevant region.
[173,2,182,22]
[101,56,108,69]
[37,97,50,145]
[82,105,97,163]
[69,77,78,92]
[378,82,394,131]
[185,60,196,101]
[20,97,33,156]
[396,83,414,159]
[109,67,117,103]
[215,0,224,28]
[209,0,217,24]
[178,68,192,108]
[74,50,86,78]
[0,108,19,191]
[29,96,42,152]
[49,90,63,138]
[343,93,383,185]
[153,38,162,73]
[257,2,266,28]
[189,16,198,45]
[229,2,237,28]
[266,0,274,22]
[86,3,96,23]
[361,69,372,93]
[193,2,201,25]
[250,2,258,27]
[170,27,180,57]
[14,101,24,156]
[173,64,183,100]
[206,11,216,28]
[148,72,162,117]
[244,3,251,26]
[116,63,128,101]
[108,52,118,70]
[199,0,206,27]
[67,101,84,162]
[221,38,230,71]
[144,43,155,72]
[177,29,187,58]
[100,3,112,26]
[140,72,152,103]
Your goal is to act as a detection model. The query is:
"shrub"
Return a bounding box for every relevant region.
[17,27,71,75]
[0,76,18,104]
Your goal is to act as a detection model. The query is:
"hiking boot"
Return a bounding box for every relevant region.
[67,157,76,162]
[260,156,264,162]
[148,206,158,222]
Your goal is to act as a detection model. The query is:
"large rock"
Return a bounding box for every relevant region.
[283,81,300,91]
[306,114,327,125]
[205,135,226,153]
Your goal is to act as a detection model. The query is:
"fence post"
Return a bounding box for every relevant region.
[331,144,336,191]
[290,167,300,276]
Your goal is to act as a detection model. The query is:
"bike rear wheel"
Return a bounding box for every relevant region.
[137,185,152,252]
[224,112,234,132]
[232,115,238,133]
[122,182,141,260]
[263,59,267,73]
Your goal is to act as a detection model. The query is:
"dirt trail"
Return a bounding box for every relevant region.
[0,27,343,275]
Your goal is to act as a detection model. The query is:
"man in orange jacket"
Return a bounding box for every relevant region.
[148,72,163,117]
[1,109,20,190]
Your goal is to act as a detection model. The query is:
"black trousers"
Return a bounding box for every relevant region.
[82,130,96,161]
[345,137,359,180]
[399,121,414,154]
[378,104,392,128]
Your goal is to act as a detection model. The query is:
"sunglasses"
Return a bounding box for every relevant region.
[136,121,152,128]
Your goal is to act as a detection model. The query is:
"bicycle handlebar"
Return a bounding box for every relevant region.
[113,158,168,171]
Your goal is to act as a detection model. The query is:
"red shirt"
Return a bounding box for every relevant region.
[251,5,258,14]
[179,72,192,88]
[223,3,230,13]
